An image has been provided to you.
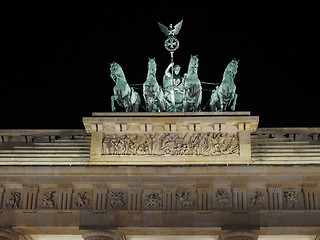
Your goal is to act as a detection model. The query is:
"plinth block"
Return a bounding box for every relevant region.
[83,112,259,165]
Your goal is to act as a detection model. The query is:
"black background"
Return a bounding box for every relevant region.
[2,7,319,129]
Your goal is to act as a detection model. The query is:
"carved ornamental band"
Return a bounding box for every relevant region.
[102,132,239,156]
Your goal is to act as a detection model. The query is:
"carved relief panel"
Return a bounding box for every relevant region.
[283,189,303,209]
[213,188,232,209]
[176,189,197,210]
[142,189,162,210]
[108,190,127,210]
[248,189,267,209]
[39,189,58,209]
[73,189,92,209]
[4,190,23,209]
[102,132,239,156]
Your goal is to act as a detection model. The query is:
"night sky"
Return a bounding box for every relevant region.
[2,8,319,129]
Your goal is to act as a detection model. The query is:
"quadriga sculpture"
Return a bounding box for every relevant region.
[143,58,165,112]
[110,62,141,112]
[209,59,238,112]
[183,55,202,112]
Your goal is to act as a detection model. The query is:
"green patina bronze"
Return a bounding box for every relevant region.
[143,58,165,112]
[110,62,141,112]
[209,59,238,112]
[162,61,185,112]
[183,55,202,112]
[109,20,238,112]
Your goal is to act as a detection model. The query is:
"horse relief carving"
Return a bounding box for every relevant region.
[144,193,162,209]
[109,191,126,209]
[249,191,264,208]
[42,191,56,208]
[102,132,239,156]
[216,189,231,207]
[75,191,90,208]
[284,191,301,208]
[177,192,195,209]
[5,192,21,209]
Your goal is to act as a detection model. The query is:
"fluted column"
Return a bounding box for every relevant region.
[0,230,19,240]
[81,230,125,240]
[219,230,259,240]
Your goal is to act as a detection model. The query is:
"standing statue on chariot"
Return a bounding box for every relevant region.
[162,62,186,112]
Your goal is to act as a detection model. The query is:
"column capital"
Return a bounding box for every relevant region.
[0,229,19,240]
[219,230,259,240]
[81,230,125,240]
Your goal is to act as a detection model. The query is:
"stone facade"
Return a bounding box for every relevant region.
[0,112,319,239]
[83,112,259,165]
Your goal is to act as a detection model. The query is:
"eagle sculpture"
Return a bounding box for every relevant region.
[158,20,183,36]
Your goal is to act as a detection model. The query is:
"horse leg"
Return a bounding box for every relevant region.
[196,90,202,112]
[231,93,238,111]
[209,90,216,112]
[219,94,224,112]
[132,93,141,112]
[182,93,187,112]
[111,95,117,112]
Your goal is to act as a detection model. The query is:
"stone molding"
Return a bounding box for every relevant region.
[81,230,125,240]
[219,230,259,240]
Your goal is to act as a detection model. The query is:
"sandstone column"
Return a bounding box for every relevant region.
[81,230,125,240]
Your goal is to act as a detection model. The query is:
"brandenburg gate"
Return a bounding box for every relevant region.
[0,112,319,239]
[1,19,319,240]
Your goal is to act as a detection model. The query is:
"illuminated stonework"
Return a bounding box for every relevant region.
[0,112,319,239]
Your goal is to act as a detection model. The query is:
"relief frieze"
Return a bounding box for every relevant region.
[102,132,239,156]
[0,184,318,212]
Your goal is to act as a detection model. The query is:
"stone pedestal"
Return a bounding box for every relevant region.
[83,112,259,165]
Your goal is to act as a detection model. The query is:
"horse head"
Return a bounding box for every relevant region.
[225,58,239,76]
[147,58,157,76]
[187,55,199,75]
[110,62,126,83]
